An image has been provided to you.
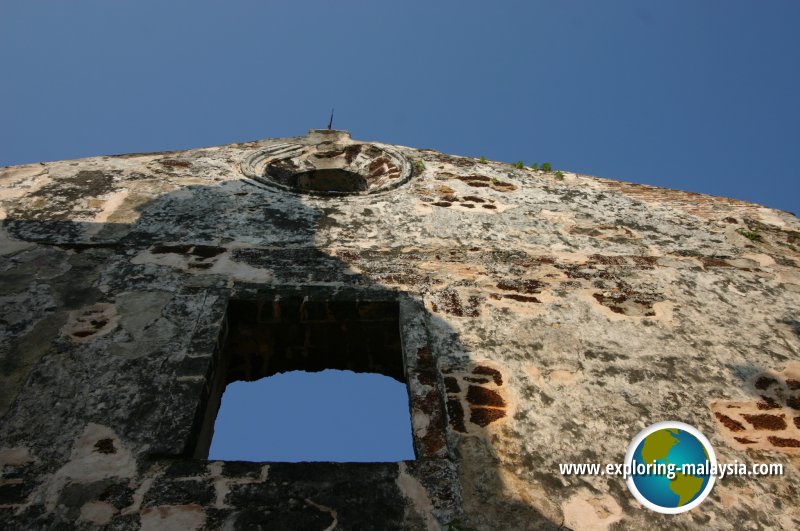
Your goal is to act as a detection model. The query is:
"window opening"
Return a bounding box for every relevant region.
[195,297,415,462]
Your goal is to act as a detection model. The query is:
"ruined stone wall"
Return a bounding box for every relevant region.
[1,131,799,529]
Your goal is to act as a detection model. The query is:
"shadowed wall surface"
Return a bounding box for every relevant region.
[0,130,799,529]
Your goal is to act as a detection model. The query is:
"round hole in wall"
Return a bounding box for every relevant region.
[292,169,368,193]
[241,130,414,197]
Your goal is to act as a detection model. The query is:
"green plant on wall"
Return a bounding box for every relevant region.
[414,160,426,173]
[446,518,477,531]
[514,161,524,169]
[530,162,539,170]
[479,156,487,163]
[541,162,552,172]
[738,229,763,242]
[554,170,565,180]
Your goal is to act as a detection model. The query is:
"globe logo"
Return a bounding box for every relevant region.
[625,421,717,514]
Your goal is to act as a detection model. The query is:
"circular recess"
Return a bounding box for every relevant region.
[241,136,413,196]
[293,169,368,193]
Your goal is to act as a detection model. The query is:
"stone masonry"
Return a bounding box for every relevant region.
[1,129,799,529]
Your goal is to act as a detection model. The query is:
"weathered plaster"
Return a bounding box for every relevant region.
[1,130,799,529]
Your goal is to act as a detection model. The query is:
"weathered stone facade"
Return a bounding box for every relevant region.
[1,130,798,529]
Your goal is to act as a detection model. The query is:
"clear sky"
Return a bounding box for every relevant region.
[2,1,798,214]
[209,370,415,462]
[2,2,799,461]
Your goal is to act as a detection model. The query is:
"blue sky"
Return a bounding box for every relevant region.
[2,1,799,214]
[209,370,415,462]
[2,2,799,461]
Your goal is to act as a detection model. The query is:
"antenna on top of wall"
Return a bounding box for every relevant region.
[327,109,334,130]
